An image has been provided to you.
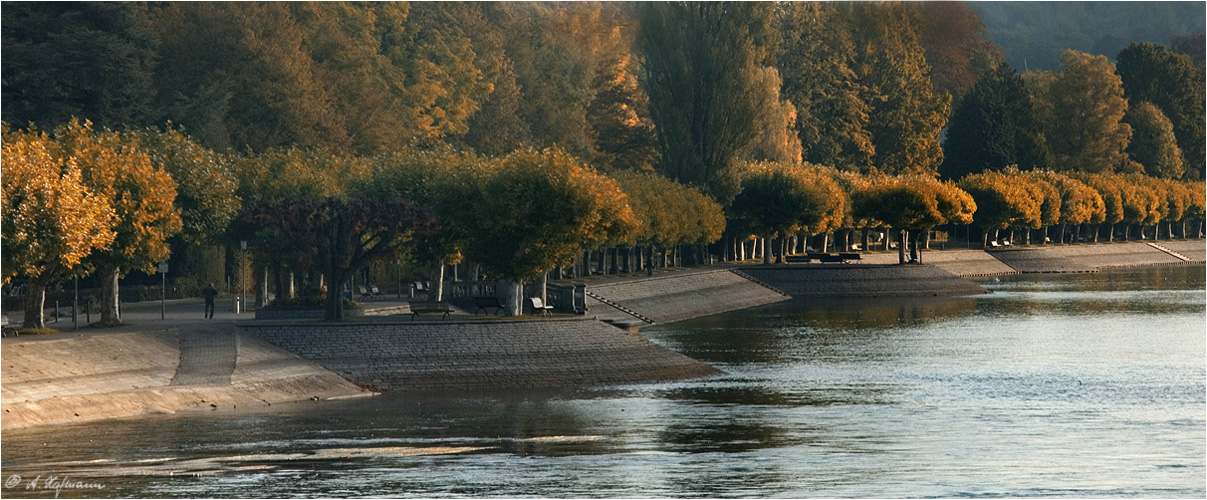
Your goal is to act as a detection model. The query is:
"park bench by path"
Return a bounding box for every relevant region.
[357,286,374,302]
[528,297,553,316]
[787,253,861,264]
[409,301,450,320]
[808,253,846,263]
[474,296,504,315]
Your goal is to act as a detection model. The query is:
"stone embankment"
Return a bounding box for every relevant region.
[740,264,990,298]
[241,317,721,392]
[583,269,788,324]
[987,241,1200,273]
[856,249,1019,277]
[2,325,367,430]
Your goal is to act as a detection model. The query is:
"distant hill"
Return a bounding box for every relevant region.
[970,1,1206,71]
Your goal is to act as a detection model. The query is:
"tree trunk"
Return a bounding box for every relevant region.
[898,229,907,264]
[500,280,523,316]
[862,228,870,251]
[539,271,548,305]
[99,266,121,326]
[432,258,446,302]
[20,278,49,329]
[763,231,772,264]
[256,265,268,308]
[323,270,346,321]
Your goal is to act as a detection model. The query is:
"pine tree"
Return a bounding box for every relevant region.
[941,63,1047,179]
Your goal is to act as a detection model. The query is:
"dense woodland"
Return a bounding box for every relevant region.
[2,1,1205,326]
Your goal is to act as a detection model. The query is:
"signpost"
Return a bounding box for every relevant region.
[157,262,169,320]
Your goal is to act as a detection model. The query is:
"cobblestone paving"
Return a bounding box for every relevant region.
[586,269,787,323]
[242,318,720,392]
[988,242,1187,273]
[741,264,989,297]
[170,324,238,386]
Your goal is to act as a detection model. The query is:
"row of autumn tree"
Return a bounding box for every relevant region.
[6,119,1204,327]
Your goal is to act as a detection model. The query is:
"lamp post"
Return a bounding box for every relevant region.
[157,261,169,320]
[240,240,247,314]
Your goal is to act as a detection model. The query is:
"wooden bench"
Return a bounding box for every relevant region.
[785,255,812,264]
[474,296,504,315]
[807,253,845,263]
[528,297,553,316]
[409,301,450,320]
[357,286,373,302]
[839,253,861,262]
[369,285,384,300]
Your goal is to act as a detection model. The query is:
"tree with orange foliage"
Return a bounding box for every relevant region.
[52,119,182,326]
[2,128,115,329]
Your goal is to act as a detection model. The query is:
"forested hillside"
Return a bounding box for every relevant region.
[972,1,1205,71]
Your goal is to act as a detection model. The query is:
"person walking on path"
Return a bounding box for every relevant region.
[202,284,218,319]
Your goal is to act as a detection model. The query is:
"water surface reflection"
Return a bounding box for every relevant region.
[2,266,1203,498]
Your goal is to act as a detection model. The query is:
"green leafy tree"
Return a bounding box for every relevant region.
[847,2,950,175]
[730,166,828,264]
[940,63,1048,179]
[1,129,116,329]
[1116,42,1206,178]
[126,126,240,245]
[1124,102,1186,179]
[461,148,636,315]
[2,2,157,130]
[1026,50,1132,174]
[776,2,875,172]
[150,2,346,152]
[635,1,781,203]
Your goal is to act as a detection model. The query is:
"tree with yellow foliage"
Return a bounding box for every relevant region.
[53,119,181,326]
[1,128,115,329]
[1029,170,1105,244]
[854,175,974,263]
[959,170,1041,247]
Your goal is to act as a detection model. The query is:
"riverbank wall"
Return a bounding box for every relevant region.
[1,325,368,430]
[740,264,990,298]
[583,269,788,324]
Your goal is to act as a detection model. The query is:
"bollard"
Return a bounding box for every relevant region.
[234,295,241,314]
[55,301,59,323]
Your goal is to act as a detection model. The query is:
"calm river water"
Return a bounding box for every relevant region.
[2,266,1204,498]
